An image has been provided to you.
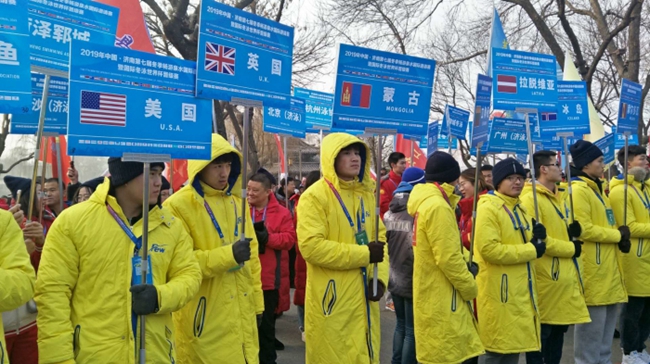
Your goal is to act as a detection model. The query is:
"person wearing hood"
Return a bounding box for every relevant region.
[610,145,650,364]
[297,132,388,363]
[383,167,425,364]
[569,140,629,364]
[474,158,547,363]
[163,134,263,364]
[457,168,492,251]
[407,152,484,364]
[520,151,591,364]
[35,158,201,363]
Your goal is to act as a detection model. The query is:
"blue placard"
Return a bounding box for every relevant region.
[529,112,543,143]
[472,74,492,148]
[468,121,489,155]
[196,1,293,107]
[616,79,642,134]
[491,48,558,112]
[419,134,428,149]
[264,97,306,138]
[551,80,590,136]
[487,117,528,154]
[67,41,212,159]
[440,105,470,139]
[427,121,439,157]
[594,133,615,165]
[332,44,436,135]
[516,154,528,166]
[28,0,118,74]
[11,73,68,134]
[306,127,363,135]
[0,2,32,114]
[613,126,639,149]
[294,88,333,129]
[437,132,458,150]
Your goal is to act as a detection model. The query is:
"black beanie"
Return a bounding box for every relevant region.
[492,158,526,188]
[3,175,32,200]
[108,158,165,187]
[425,151,461,183]
[80,176,105,192]
[161,176,171,190]
[257,167,277,186]
[570,140,603,170]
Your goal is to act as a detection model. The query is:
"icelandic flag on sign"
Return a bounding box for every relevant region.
[80,91,127,127]
[541,112,557,121]
[204,42,236,75]
[340,82,371,108]
[496,75,517,94]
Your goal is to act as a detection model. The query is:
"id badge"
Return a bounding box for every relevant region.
[132,255,153,285]
[606,208,616,226]
[355,230,369,246]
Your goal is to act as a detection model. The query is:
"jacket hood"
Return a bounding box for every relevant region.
[610,172,650,190]
[187,134,243,197]
[479,190,525,213]
[407,182,459,216]
[522,181,558,200]
[321,133,373,192]
[389,191,409,213]
[394,181,414,194]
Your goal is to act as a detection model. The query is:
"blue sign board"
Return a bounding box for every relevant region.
[294,88,333,129]
[437,132,458,150]
[613,127,639,149]
[516,154,528,166]
[491,48,558,112]
[419,134,428,149]
[426,121,439,157]
[196,1,294,107]
[0,2,32,114]
[11,73,68,134]
[440,105,470,139]
[67,41,212,159]
[332,44,436,135]
[594,133,615,165]
[550,80,590,136]
[306,127,363,135]
[487,117,529,154]
[28,0,118,74]
[616,79,643,134]
[472,74,492,148]
[469,121,489,155]
[264,98,306,138]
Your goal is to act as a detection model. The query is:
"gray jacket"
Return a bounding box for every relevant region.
[383,191,414,298]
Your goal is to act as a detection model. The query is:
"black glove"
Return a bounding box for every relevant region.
[529,240,546,258]
[232,238,252,264]
[531,219,547,241]
[619,239,631,254]
[130,284,159,315]
[618,226,631,242]
[568,221,582,239]
[468,262,479,278]
[368,241,385,264]
[253,221,269,254]
[368,282,385,302]
[573,240,583,258]
[257,314,263,327]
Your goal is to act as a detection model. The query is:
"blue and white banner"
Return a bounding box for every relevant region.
[264,97,306,138]
[486,117,528,154]
[427,121,439,157]
[594,133,615,165]
[552,80,590,136]
[440,104,470,139]
[11,73,68,134]
[472,74,492,148]
[616,78,642,134]
[294,87,333,130]
[0,1,32,114]
[613,126,639,149]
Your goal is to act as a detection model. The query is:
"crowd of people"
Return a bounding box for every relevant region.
[0,132,649,364]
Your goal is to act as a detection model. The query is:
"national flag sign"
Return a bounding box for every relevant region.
[340,81,371,108]
[205,42,236,75]
[541,112,558,121]
[620,102,628,119]
[80,91,127,127]
[497,74,517,94]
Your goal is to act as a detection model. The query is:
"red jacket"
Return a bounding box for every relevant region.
[458,190,488,251]
[379,170,401,218]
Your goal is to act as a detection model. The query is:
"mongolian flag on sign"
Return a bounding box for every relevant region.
[340,82,371,108]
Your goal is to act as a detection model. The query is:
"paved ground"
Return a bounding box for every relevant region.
[276,293,635,363]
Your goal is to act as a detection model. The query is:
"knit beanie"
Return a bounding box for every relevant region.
[401,167,425,186]
[570,140,603,170]
[425,151,461,183]
[161,176,171,191]
[108,158,165,187]
[492,158,526,188]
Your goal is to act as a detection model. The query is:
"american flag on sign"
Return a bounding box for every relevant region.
[497,75,517,94]
[204,42,236,75]
[80,91,127,127]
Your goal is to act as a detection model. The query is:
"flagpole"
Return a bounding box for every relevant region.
[469,145,482,265]
[39,137,49,224]
[54,136,64,212]
[28,74,51,220]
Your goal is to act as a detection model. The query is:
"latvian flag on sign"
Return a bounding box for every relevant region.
[497,75,517,94]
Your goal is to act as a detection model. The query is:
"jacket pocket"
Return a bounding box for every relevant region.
[193,297,207,338]
[500,274,508,303]
[73,325,81,359]
[596,243,601,265]
[451,288,457,312]
[551,257,560,281]
[321,280,337,316]
[638,239,644,257]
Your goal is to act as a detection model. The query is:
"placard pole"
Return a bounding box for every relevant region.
[623,132,630,226]
[283,135,289,209]
[373,135,382,296]
[410,139,415,167]
[28,74,51,220]
[523,112,540,223]
[38,137,49,224]
[558,133,575,223]
[445,107,452,154]
[169,160,174,194]
[54,136,64,212]
[240,106,251,266]
[319,130,324,177]
[299,143,302,180]
[139,161,150,364]
[469,144,482,266]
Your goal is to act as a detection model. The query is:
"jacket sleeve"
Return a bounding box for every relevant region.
[368,215,389,288]
[266,210,296,251]
[156,227,202,314]
[610,186,650,238]
[545,236,576,258]
[0,211,35,312]
[573,186,621,244]
[520,194,575,258]
[475,204,538,265]
[35,218,79,363]
[297,191,370,270]
[245,203,264,314]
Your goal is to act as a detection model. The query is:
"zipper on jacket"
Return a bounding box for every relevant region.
[500,274,508,303]
[638,239,644,257]
[73,325,81,359]
[551,257,560,281]
[596,243,601,265]
[451,288,458,312]
[193,297,206,338]
[322,280,337,316]
[166,338,175,364]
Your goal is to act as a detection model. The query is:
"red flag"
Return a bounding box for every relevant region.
[38,136,71,185]
[274,134,285,174]
[395,134,426,169]
[94,0,155,53]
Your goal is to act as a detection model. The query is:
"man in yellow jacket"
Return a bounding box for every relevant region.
[474,158,547,364]
[610,145,650,364]
[407,151,484,364]
[164,134,263,364]
[297,133,388,363]
[35,159,202,364]
[520,150,590,364]
[569,140,629,364]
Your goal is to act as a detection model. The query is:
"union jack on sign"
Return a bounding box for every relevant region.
[204,42,236,75]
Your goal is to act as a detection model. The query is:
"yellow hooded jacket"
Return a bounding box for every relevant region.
[163,134,263,364]
[407,182,484,364]
[35,178,201,364]
[609,174,650,297]
[572,176,627,306]
[520,183,590,325]
[474,191,541,354]
[297,133,388,364]
[0,209,36,364]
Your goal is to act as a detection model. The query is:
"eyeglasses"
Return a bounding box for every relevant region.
[505,175,525,183]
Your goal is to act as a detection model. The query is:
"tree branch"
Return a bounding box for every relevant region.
[368,0,407,54]
[235,0,255,10]
[565,0,594,18]
[440,50,487,66]
[140,0,168,22]
[557,0,588,78]
[275,0,286,22]
[0,153,34,174]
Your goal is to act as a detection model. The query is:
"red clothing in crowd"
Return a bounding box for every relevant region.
[379,170,401,218]
[457,190,488,250]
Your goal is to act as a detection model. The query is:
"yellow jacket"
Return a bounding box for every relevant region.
[572,176,627,305]
[0,209,36,364]
[407,182,484,364]
[520,183,590,325]
[35,179,201,364]
[474,191,540,354]
[164,134,263,364]
[609,175,650,297]
[297,133,388,364]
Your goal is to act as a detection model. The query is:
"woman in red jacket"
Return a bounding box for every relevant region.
[457,168,492,251]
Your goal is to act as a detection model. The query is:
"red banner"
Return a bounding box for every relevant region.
[39,136,71,185]
[395,134,426,169]
[274,134,285,174]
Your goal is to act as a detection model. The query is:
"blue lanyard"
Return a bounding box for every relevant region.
[545,195,568,226]
[252,206,267,223]
[573,177,608,208]
[106,204,141,252]
[324,179,364,232]
[204,199,238,239]
[488,191,527,231]
[632,185,650,211]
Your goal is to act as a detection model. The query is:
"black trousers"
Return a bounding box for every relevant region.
[259,289,279,364]
[525,324,569,364]
[621,296,650,355]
